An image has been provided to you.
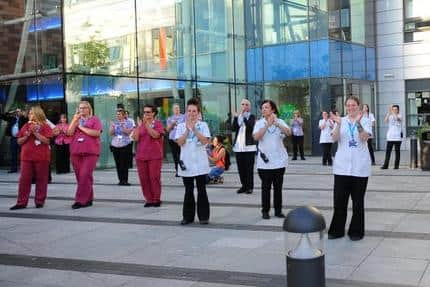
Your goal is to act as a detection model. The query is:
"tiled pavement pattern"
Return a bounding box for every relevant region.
[1,151,430,287]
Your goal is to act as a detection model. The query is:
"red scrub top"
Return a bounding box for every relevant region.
[17,122,53,161]
[70,116,103,156]
[135,120,164,161]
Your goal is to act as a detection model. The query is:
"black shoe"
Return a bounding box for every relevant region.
[84,200,93,207]
[372,162,376,166]
[236,188,245,194]
[322,162,327,166]
[175,173,180,177]
[394,166,399,170]
[349,235,364,241]
[380,166,388,170]
[71,202,82,209]
[180,219,193,225]
[275,213,285,218]
[328,162,333,166]
[7,170,17,174]
[262,213,270,220]
[291,158,297,161]
[328,233,344,240]
[144,202,153,207]
[153,201,161,207]
[199,220,209,225]
[35,204,44,208]
[301,157,306,160]
[9,204,26,210]
[245,189,253,194]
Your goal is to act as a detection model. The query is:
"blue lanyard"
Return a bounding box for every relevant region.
[347,122,356,140]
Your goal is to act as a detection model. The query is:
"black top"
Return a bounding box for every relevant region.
[0,113,28,137]
[232,114,256,146]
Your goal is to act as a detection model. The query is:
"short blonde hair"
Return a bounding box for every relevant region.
[293,110,300,117]
[79,101,93,116]
[30,106,47,125]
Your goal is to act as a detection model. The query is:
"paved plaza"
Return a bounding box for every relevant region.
[1,151,430,287]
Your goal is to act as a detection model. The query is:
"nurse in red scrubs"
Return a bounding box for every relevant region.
[67,101,102,209]
[10,106,53,210]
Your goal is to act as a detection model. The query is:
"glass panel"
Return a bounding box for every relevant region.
[342,42,352,78]
[0,1,37,78]
[366,47,375,81]
[310,40,329,78]
[194,0,234,82]
[233,0,247,83]
[264,80,311,153]
[350,0,365,44]
[64,0,137,76]
[244,0,263,48]
[65,75,138,168]
[137,0,192,80]
[196,82,232,137]
[262,0,309,45]
[352,44,365,79]
[330,40,342,77]
[246,47,264,82]
[263,42,310,81]
[35,0,63,74]
[309,0,329,40]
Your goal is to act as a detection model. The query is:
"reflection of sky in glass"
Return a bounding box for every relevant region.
[29,16,61,33]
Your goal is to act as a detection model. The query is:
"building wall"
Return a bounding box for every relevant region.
[376,0,430,149]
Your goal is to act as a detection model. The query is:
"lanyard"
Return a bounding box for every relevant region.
[347,121,358,147]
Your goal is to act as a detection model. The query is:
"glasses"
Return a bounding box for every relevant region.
[79,106,89,110]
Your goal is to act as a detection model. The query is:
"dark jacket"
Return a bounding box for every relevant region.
[0,113,28,137]
[232,114,256,146]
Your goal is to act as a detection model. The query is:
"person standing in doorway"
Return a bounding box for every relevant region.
[290,110,305,160]
[1,108,28,173]
[176,98,211,225]
[132,104,165,207]
[232,99,256,194]
[319,111,334,166]
[166,103,185,177]
[253,100,291,219]
[53,114,71,174]
[328,96,372,241]
[362,104,376,165]
[67,101,102,209]
[381,105,402,169]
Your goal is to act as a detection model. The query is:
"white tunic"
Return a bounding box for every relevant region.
[362,113,375,138]
[333,117,372,177]
[253,118,289,170]
[319,119,334,143]
[386,114,402,141]
[175,121,211,177]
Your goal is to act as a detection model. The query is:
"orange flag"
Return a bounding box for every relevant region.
[159,27,167,70]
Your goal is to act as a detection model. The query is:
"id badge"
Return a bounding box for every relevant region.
[348,139,357,148]
[117,135,123,139]
[34,140,41,146]
[77,137,84,142]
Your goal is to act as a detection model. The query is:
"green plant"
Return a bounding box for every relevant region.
[71,36,109,72]
[417,123,430,141]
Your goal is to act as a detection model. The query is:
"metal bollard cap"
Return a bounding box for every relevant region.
[283,206,326,233]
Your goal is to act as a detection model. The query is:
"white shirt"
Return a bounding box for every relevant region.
[319,119,334,143]
[175,121,211,177]
[253,118,289,169]
[233,113,257,152]
[386,114,402,141]
[362,113,375,138]
[333,117,372,177]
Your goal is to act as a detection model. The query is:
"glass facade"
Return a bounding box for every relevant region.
[0,0,376,167]
[404,0,430,43]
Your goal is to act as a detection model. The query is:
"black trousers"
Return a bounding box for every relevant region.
[328,175,368,238]
[127,143,133,168]
[10,137,18,171]
[292,136,304,159]
[111,145,131,184]
[258,168,285,214]
[55,144,70,173]
[321,143,332,165]
[235,151,255,191]
[382,141,401,168]
[367,138,375,164]
[168,139,181,173]
[182,175,210,222]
